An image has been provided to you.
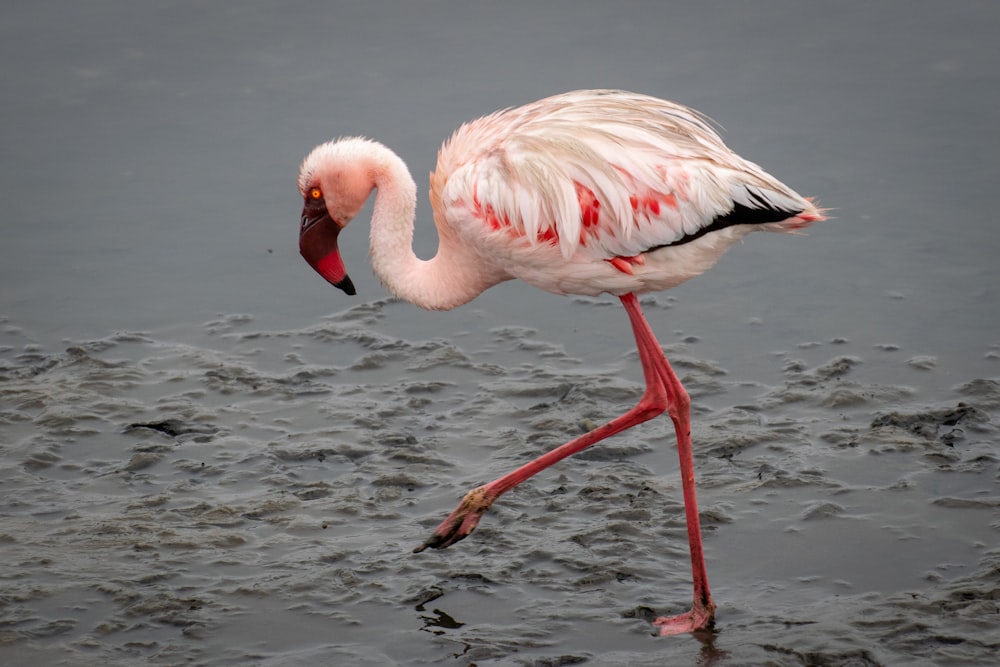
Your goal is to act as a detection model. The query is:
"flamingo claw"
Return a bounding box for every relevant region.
[652,598,717,636]
[413,485,495,553]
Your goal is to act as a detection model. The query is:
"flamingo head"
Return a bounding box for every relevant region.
[297,139,377,296]
[299,184,356,296]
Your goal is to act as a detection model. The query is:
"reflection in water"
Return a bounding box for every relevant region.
[418,607,466,635]
[412,586,462,636]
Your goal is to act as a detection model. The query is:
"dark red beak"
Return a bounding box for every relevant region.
[299,199,356,296]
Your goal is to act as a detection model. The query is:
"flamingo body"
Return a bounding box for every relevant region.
[296,89,826,635]
[435,91,820,296]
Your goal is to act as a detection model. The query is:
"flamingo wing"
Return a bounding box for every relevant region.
[439,90,817,263]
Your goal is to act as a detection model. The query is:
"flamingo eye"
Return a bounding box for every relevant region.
[309,187,322,201]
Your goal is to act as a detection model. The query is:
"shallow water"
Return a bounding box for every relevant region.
[2,2,999,665]
[2,303,998,665]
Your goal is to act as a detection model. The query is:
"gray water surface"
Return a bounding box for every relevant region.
[2,2,998,665]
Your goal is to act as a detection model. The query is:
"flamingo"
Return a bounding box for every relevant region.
[296,89,825,635]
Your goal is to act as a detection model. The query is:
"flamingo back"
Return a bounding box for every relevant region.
[431,90,822,275]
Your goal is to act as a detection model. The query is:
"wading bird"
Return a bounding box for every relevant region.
[296,89,825,635]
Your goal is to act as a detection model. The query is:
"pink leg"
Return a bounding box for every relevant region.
[414,293,715,635]
[618,294,715,635]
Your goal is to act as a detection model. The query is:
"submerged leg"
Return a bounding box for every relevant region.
[414,293,714,634]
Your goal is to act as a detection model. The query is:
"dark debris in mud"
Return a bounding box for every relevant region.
[871,402,992,445]
[125,419,219,440]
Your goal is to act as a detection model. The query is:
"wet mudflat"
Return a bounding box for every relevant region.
[2,2,999,665]
[2,299,997,665]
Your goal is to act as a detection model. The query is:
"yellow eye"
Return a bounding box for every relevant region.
[309,187,322,200]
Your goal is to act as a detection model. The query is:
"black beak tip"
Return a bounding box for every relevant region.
[336,275,357,296]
